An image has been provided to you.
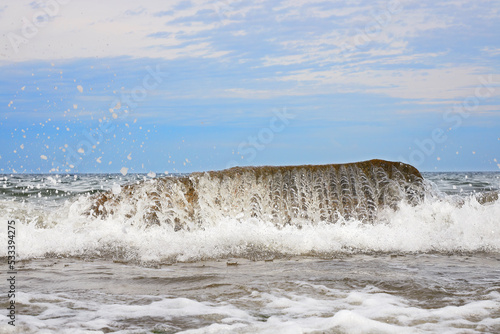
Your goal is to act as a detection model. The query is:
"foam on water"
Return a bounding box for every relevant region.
[1,282,498,333]
[1,168,499,262]
[1,191,499,263]
[1,171,498,333]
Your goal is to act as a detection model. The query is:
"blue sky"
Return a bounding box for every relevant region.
[0,0,499,173]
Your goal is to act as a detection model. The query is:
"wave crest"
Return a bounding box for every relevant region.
[87,159,425,229]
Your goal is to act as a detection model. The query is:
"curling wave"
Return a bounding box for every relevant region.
[88,159,425,229]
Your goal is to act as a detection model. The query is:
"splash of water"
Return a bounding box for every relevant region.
[88,159,424,229]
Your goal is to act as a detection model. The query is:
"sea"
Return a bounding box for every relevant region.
[0,171,499,333]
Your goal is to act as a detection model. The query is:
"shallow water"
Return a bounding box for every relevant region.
[2,254,500,333]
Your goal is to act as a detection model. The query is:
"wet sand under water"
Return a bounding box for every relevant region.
[3,253,500,333]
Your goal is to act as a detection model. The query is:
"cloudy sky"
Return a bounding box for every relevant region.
[0,0,499,173]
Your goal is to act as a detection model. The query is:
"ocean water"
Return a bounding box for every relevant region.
[0,171,499,333]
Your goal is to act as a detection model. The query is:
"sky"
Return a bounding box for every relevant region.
[0,0,499,174]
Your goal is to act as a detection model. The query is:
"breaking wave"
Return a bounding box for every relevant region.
[1,160,499,263]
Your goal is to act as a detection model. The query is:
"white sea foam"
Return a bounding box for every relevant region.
[2,285,498,333]
[1,173,498,334]
[1,193,499,263]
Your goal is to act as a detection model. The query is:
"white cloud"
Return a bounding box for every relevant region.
[1,0,498,109]
[224,87,286,99]
[482,47,500,56]
[274,67,500,101]
[0,0,234,62]
[259,2,457,68]
[231,30,247,36]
